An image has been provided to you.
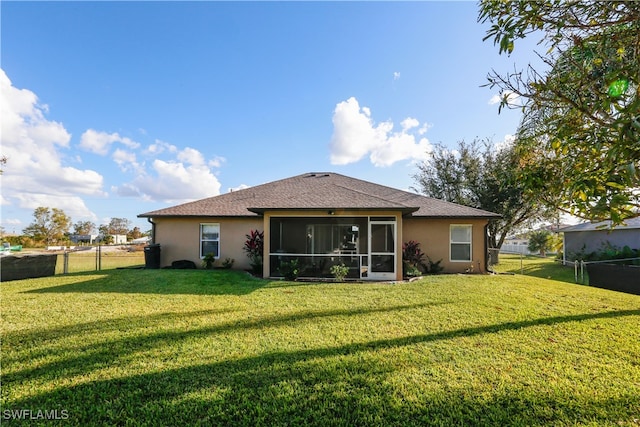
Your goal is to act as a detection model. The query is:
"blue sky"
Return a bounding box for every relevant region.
[1,1,541,234]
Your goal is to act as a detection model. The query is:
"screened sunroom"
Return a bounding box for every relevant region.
[268,216,397,280]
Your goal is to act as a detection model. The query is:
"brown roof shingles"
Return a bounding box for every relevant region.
[138,172,500,219]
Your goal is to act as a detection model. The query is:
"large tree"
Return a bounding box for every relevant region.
[478,0,640,224]
[106,217,131,235]
[413,139,554,261]
[23,207,71,244]
[73,220,97,235]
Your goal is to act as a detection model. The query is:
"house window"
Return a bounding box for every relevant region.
[450,225,472,262]
[200,223,220,259]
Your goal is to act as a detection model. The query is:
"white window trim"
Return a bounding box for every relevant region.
[450,224,472,262]
[200,223,220,259]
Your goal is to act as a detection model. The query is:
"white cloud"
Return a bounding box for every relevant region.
[112,148,142,173]
[401,117,419,131]
[119,159,222,203]
[393,71,401,81]
[228,184,249,192]
[114,145,223,203]
[79,129,140,155]
[0,69,106,222]
[329,97,432,167]
[209,156,226,168]
[494,134,516,152]
[11,193,97,221]
[177,147,205,166]
[145,139,178,156]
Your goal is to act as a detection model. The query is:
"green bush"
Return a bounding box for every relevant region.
[330,263,349,281]
[278,259,299,281]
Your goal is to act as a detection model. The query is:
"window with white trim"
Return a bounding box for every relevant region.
[450,225,472,262]
[200,223,220,259]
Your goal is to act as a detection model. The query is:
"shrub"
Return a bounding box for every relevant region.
[402,240,443,276]
[279,259,299,281]
[221,258,235,269]
[330,263,349,282]
[202,253,217,269]
[243,230,264,275]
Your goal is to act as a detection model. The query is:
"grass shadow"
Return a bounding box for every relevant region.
[5,309,639,426]
[23,269,269,296]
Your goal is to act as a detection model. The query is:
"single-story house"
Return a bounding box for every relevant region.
[560,217,640,262]
[138,172,500,280]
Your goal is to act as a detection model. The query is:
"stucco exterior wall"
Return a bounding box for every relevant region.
[152,214,490,277]
[564,229,640,261]
[152,217,262,269]
[402,218,489,273]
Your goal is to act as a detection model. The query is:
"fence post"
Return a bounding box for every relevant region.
[520,253,523,275]
[574,260,579,283]
[580,260,585,284]
[64,251,69,274]
[98,245,102,271]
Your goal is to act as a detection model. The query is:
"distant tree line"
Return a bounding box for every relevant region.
[1,207,148,247]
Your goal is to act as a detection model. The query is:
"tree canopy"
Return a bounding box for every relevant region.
[479,0,640,224]
[413,139,554,256]
[23,207,71,244]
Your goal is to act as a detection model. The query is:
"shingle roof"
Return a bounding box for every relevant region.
[138,172,500,219]
[559,216,640,232]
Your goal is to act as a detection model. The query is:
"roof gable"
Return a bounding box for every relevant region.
[138,172,500,219]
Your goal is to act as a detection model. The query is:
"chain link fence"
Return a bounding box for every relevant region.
[54,245,145,274]
[488,249,578,284]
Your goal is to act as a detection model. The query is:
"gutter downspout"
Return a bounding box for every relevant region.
[147,217,156,244]
[484,223,491,273]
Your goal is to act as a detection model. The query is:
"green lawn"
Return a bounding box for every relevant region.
[2,269,639,426]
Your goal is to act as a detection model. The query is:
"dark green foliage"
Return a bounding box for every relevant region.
[278,259,299,281]
[402,240,443,276]
[221,258,235,269]
[527,230,552,256]
[244,230,264,275]
[479,1,640,224]
[413,139,554,253]
[572,243,640,265]
[201,253,216,269]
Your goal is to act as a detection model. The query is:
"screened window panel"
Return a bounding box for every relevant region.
[451,243,471,262]
[371,224,394,253]
[201,241,219,258]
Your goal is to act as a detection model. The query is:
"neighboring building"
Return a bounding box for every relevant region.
[138,172,500,281]
[560,217,640,262]
[112,234,128,244]
[131,236,151,245]
[69,234,99,244]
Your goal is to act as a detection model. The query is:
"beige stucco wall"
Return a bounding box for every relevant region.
[152,217,262,269]
[403,218,489,273]
[152,213,489,277]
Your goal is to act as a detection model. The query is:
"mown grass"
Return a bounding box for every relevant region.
[492,253,581,284]
[54,250,145,274]
[2,270,639,426]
